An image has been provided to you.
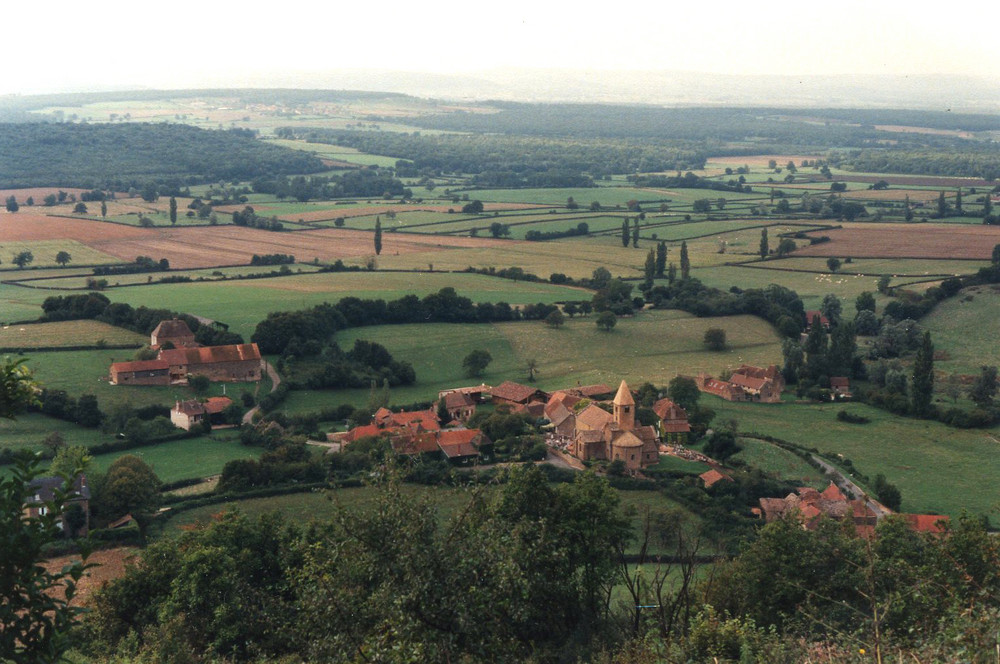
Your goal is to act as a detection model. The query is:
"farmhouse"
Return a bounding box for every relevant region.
[490,381,549,408]
[805,310,831,330]
[544,391,583,438]
[442,391,476,423]
[108,358,170,386]
[570,381,659,470]
[24,474,91,537]
[373,406,440,432]
[158,343,262,383]
[390,428,492,465]
[695,365,784,403]
[652,397,691,443]
[170,397,233,430]
[150,318,197,349]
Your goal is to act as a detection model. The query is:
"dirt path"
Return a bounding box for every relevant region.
[811,454,890,517]
[242,360,281,425]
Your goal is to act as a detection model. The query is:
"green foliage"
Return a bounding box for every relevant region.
[1,358,39,418]
[92,454,161,524]
[910,331,935,417]
[461,348,493,378]
[1,455,93,662]
[0,122,325,189]
[596,310,617,331]
[703,327,727,351]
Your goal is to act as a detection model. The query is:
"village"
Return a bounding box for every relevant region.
[18,316,933,542]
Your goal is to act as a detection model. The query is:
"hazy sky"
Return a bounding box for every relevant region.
[3,0,997,95]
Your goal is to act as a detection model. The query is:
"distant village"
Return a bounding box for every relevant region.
[49,317,934,540]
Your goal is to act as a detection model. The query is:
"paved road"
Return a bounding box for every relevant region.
[811,454,890,518]
[242,360,281,425]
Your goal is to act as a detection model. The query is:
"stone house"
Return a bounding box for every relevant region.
[150,318,197,348]
[442,391,476,423]
[109,359,170,386]
[652,397,691,443]
[159,343,262,383]
[570,381,659,470]
[171,397,233,430]
[24,475,91,537]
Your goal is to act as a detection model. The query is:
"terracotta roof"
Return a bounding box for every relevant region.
[901,513,950,533]
[821,482,846,502]
[545,401,574,427]
[611,431,644,448]
[576,429,605,444]
[830,376,850,389]
[152,318,194,339]
[806,310,830,327]
[111,359,169,373]
[203,397,233,415]
[174,399,206,416]
[375,408,440,432]
[576,404,613,430]
[574,384,613,398]
[652,398,687,422]
[613,380,635,406]
[343,424,383,443]
[491,381,546,404]
[437,429,487,458]
[547,391,582,411]
[392,431,441,455]
[733,365,780,381]
[700,468,733,488]
[159,343,261,366]
[729,373,769,392]
[444,392,474,409]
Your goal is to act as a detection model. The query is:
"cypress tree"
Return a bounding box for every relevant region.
[937,191,948,218]
[655,241,667,277]
[910,331,934,417]
[643,249,655,289]
[759,228,769,259]
[621,218,629,248]
[680,241,690,280]
[904,195,913,221]
[955,188,963,213]
[374,216,382,256]
[169,196,177,225]
[667,262,677,284]
[632,218,639,248]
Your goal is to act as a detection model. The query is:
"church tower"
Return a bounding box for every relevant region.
[613,380,635,431]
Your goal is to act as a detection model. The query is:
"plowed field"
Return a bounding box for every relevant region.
[794,224,1000,259]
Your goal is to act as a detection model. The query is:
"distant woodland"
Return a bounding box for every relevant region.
[0,123,325,189]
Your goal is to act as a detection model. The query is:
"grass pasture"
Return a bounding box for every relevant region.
[0,239,122,269]
[0,320,145,350]
[732,437,826,488]
[922,285,1000,374]
[0,413,110,453]
[284,309,784,411]
[705,398,1000,522]
[87,429,260,484]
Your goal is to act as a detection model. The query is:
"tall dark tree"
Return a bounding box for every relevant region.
[992,244,1000,266]
[803,315,828,381]
[828,321,857,378]
[169,196,177,225]
[910,331,935,417]
[955,189,963,213]
[667,262,677,284]
[643,249,655,289]
[984,195,993,218]
[759,228,769,258]
[5,195,18,212]
[855,291,877,313]
[968,365,998,408]
[655,241,667,277]
[632,218,639,248]
[937,191,948,218]
[374,216,382,256]
[620,218,629,248]
[679,241,690,280]
[904,194,914,221]
[100,200,107,217]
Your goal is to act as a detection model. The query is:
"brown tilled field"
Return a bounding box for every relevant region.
[793,224,1000,259]
[43,547,138,607]
[842,189,941,202]
[275,203,545,223]
[0,213,152,242]
[80,226,520,269]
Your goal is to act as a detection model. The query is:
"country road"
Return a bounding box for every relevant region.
[242,360,281,425]
[810,454,891,518]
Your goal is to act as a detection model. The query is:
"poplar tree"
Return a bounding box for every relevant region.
[655,241,667,277]
[374,216,382,255]
[621,218,629,248]
[632,218,639,248]
[169,196,177,225]
[679,241,690,280]
[955,188,963,213]
[910,331,935,417]
[643,248,656,289]
[904,195,913,221]
[759,228,769,259]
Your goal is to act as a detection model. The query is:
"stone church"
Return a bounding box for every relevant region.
[571,380,659,470]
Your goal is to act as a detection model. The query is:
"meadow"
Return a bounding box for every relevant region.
[921,284,1000,374]
[0,320,145,349]
[283,309,784,412]
[705,398,1000,521]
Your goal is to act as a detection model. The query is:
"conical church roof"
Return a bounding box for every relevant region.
[613,380,634,406]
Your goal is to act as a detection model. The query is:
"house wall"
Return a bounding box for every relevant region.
[110,369,170,386]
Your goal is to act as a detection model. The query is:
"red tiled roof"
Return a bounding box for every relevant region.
[444,392,474,409]
[159,343,261,366]
[901,513,950,533]
[491,381,546,404]
[699,468,733,488]
[576,404,613,430]
[203,397,233,414]
[830,376,850,389]
[343,424,383,443]
[652,398,686,421]
[392,431,441,455]
[730,374,768,391]
[152,319,194,339]
[821,482,846,502]
[111,359,169,373]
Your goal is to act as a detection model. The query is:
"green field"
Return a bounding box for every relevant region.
[86,429,261,484]
[16,264,324,289]
[732,437,827,488]
[0,413,110,453]
[283,309,784,412]
[98,271,587,340]
[20,348,257,411]
[705,398,1000,522]
[922,285,1000,374]
[0,320,145,349]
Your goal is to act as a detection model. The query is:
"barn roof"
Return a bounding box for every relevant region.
[491,381,546,404]
[159,343,261,366]
[152,318,194,339]
[110,359,169,373]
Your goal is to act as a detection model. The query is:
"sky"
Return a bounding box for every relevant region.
[3,0,998,96]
